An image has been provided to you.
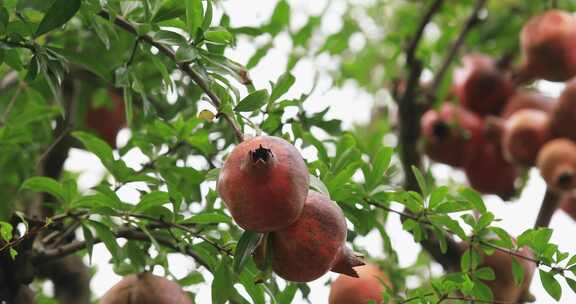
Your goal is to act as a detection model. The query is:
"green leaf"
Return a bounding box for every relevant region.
[428,186,448,209]
[265,0,290,36]
[185,0,203,36]
[475,267,496,281]
[0,221,13,242]
[35,0,81,37]
[204,27,233,45]
[82,224,94,265]
[566,277,576,295]
[87,220,120,257]
[72,131,115,168]
[411,166,427,195]
[175,45,199,63]
[133,191,170,213]
[153,30,188,45]
[270,73,295,102]
[459,187,486,212]
[475,212,494,232]
[233,231,264,274]
[235,89,269,112]
[539,269,562,301]
[181,213,232,224]
[21,177,65,203]
[212,256,234,304]
[180,272,205,286]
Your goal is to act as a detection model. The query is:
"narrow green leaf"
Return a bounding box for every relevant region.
[21,177,65,203]
[212,256,234,304]
[235,89,269,112]
[367,147,393,191]
[35,0,81,37]
[0,221,13,242]
[72,131,115,167]
[411,166,427,195]
[133,191,170,213]
[204,27,233,45]
[182,213,232,224]
[123,87,133,127]
[475,267,496,281]
[266,0,290,36]
[459,187,486,212]
[185,0,203,36]
[233,231,264,274]
[428,186,448,209]
[539,269,562,301]
[566,277,576,294]
[175,45,199,63]
[82,224,94,265]
[87,220,119,257]
[270,73,295,102]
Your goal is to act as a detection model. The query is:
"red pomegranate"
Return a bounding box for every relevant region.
[269,191,363,282]
[218,136,309,232]
[329,263,392,304]
[453,54,514,116]
[559,193,576,221]
[551,81,576,141]
[85,89,126,148]
[100,273,192,304]
[537,139,576,192]
[420,103,483,167]
[520,10,576,82]
[501,90,555,119]
[464,138,518,200]
[502,109,551,166]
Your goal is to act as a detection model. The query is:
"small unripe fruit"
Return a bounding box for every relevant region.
[420,104,483,167]
[85,90,126,148]
[501,91,554,119]
[551,81,576,141]
[100,273,192,304]
[218,136,309,232]
[502,109,552,166]
[453,54,514,116]
[464,139,518,200]
[537,139,576,192]
[520,10,576,82]
[329,263,392,304]
[269,191,363,282]
[457,243,535,303]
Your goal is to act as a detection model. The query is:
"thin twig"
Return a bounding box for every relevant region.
[405,0,444,66]
[428,0,487,98]
[96,10,244,143]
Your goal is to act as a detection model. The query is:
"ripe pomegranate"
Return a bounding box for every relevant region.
[100,273,192,304]
[453,54,514,116]
[464,138,518,200]
[502,109,552,166]
[537,139,576,192]
[457,243,535,303]
[559,192,576,221]
[268,191,363,282]
[218,136,309,232]
[500,91,554,119]
[551,81,576,141]
[420,103,483,167]
[85,89,126,148]
[520,10,576,82]
[329,263,392,304]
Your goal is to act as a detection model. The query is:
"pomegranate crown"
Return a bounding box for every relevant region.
[250,145,273,164]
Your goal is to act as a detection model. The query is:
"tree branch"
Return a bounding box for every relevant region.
[405,0,444,66]
[32,228,212,271]
[96,10,244,143]
[534,188,560,228]
[428,0,487,98]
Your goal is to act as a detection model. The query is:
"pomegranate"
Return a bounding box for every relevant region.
[551,81,576,141]
[559,192,576,221]
[520,10,576,82]
[268,191,363,282]
[218,136,309,232]
[502,109,551,166]
[100,273,192,304]
[420,103,483,167]
[85,89,126,148]
[501,91,554,119]
[453,54,514,116]
[329,263,392,304]
[537,139,576,192]
[464,138,518,200]
[457,243,535,303]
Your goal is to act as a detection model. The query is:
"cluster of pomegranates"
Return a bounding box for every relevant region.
[421,10,576,204]
[217,135,364,282]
